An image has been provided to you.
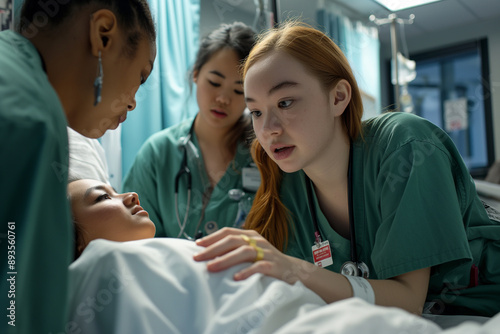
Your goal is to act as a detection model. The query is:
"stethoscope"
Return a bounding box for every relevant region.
[305,140,370,278]
[174,117,251,239]
[174,117,207,240]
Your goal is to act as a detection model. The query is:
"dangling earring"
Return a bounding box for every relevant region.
[93,51,103,106]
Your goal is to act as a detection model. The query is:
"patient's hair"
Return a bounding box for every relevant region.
[190,22,256,148]
[67,177,86,260]
[243,22,364,251]
[19,0,156,58]
[73,220,87,261]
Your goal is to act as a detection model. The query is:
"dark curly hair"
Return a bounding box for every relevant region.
[19,0,156,57]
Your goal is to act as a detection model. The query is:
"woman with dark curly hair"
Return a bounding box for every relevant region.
[0,1,156,332]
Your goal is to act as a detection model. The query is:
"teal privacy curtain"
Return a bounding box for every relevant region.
[107,0,200,190]
[317,8,381,119]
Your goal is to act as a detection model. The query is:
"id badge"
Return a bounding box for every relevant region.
[242,166,261,192]
[312,240,333,267]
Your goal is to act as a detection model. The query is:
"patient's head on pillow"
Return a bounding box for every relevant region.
[68,179,155,258]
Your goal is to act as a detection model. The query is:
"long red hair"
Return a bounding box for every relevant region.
[243,22,364,251]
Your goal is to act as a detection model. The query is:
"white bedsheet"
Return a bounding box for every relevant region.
[67,238,500,334]
[273,299,500,334]
[68,238,325,334]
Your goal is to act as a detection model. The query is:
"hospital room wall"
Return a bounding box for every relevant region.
[379,17,500,163]
[200,0,500,165]
[199,0,318,38]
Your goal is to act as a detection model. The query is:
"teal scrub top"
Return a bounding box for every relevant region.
[280,112,500,317]
[123,118,256,238]
[0,31,72,333]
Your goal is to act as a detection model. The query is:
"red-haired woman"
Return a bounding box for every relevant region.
[194,22,500,318]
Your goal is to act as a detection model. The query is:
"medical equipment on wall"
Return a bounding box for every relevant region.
[370,13,415,112]
[391,52,416,86]
[252,0,278,31]
[0,0,13,31]
[393,52,416,113]
[305,141,369,278]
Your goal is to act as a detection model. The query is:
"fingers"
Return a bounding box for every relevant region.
[193,227,261,262]
[254,244,265,262]
[195,227,256,247]
[193,227,272,279]
[234,261,270,281]
[193,233,247,262]
[204,243,264,273]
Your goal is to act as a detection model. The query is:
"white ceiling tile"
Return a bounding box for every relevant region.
[325,0,500,43]
[458,0,500,20]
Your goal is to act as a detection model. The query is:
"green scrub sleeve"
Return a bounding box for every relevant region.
[372,140,472,281]
[1,115,72,334]
[123,141,166,237]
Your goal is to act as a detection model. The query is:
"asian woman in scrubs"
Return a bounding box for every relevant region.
[123,22,257,240]
[0,1,156,333]
[193,22,500,317]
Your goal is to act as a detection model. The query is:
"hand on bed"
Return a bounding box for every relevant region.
[193,227,299,283]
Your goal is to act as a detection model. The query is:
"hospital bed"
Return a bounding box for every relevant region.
[474,179,500,211]
[67,238,499,334]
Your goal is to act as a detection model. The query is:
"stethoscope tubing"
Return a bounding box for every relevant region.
[306,139,367,276]
[174,116,210,240]
[346,139,359,265]
[175,131,193,239]
[175,190,190,239]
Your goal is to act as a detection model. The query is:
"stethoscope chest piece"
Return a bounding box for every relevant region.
[204,221,218,235]
[341,261,370,279]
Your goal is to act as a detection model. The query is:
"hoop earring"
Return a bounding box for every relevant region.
[93,51,103,106]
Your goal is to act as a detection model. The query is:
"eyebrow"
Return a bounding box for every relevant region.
[83,185,116,201]
[209,70,243,85]
[245,80,298,103]
[210,70,225,79]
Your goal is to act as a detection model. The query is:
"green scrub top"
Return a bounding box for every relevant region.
[0,31,72,333]
[123,118,256,238]
[280,112,500,317]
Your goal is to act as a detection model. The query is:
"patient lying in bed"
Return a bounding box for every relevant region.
[68,179,327,333]
[67,180,499,334]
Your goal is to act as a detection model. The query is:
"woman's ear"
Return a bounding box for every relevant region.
[329,79,352,117]
[89,9,119,56]
[192,69,199,83]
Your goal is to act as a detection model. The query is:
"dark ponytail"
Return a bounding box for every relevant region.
[190,22,256,149]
